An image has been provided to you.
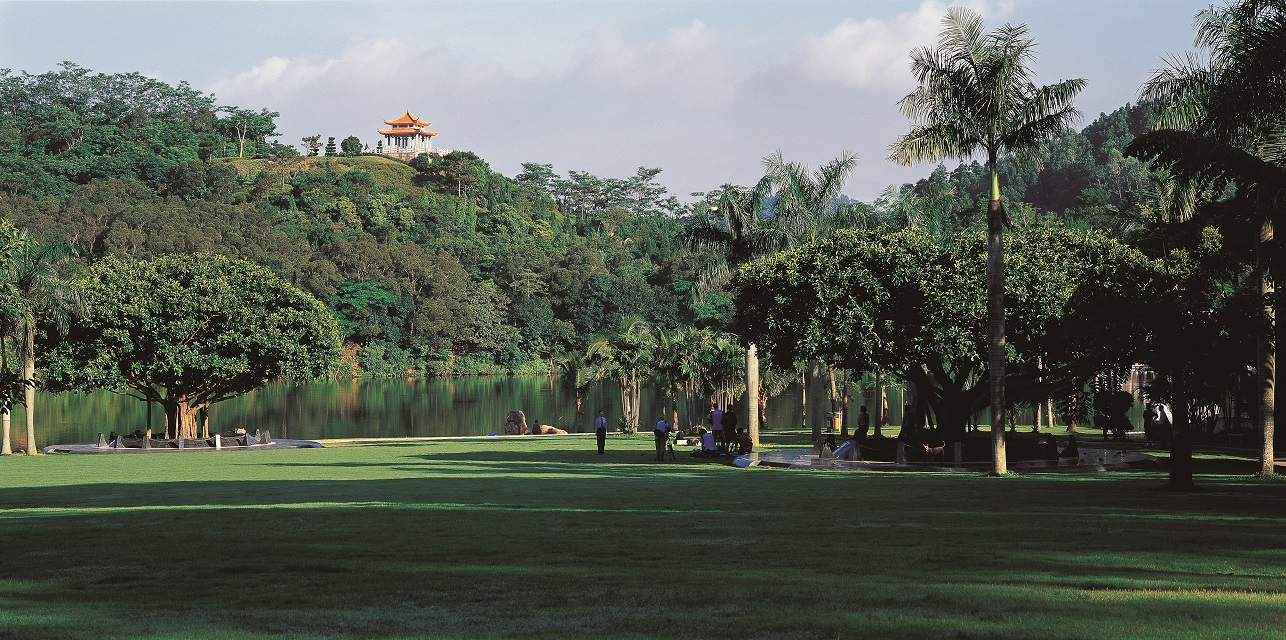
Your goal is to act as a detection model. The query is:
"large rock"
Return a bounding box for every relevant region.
[504,410,529,435]
[531,423,568,435]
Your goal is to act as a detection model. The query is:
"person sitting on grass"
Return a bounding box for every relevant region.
[693,428,718,458]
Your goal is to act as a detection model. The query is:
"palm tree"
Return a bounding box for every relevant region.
[762,150,859,248]
[586,317,654,434]
[761,151,859,445]
[653,326,693,432]
[556,352,594,433]
[873,183,961,246]
[889,7,1085,474]
[1129,0,1284,477]
[1,236,86,455]
[686,183,780,448]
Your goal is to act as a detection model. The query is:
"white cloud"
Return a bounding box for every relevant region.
[801,0,1009,91]
[577,19,747,99]
[202,1,1031,200]
[208,55,335,105]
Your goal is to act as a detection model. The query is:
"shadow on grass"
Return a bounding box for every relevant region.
[2,441,1285,639]
[2,469,1285,639]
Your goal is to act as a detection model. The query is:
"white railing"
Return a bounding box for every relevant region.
[373,146,453,157]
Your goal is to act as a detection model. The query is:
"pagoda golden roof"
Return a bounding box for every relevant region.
[383,111,432,126]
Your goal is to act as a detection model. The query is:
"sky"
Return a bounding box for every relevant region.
[0,0,1214,202]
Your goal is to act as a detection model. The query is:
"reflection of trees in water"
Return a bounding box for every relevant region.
[34,377,863,446]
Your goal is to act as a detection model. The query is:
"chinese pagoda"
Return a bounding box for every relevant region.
[376,111,440,160]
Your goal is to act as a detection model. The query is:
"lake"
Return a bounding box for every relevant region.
[14,375,1142,450]
[19,376,878,448]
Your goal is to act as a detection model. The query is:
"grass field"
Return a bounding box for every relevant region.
[1,433,1284,639]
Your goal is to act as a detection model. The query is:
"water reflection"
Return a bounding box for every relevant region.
[26,377,825,446]
[18,376,1142,449]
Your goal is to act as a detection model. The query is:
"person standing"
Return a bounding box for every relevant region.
[857,405,871,439]
[1155,404,1172,449]
[723,407,739,446]
[594,409,608,455]
[653,415,669,462]
[708,403,725,452]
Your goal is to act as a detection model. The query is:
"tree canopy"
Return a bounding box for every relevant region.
[734,223,1162,439]
[42,253,342,438]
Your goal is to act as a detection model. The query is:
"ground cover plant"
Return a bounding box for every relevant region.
[0,435,1284,639]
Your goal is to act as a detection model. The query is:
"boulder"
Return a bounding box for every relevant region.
[503,410,529,435]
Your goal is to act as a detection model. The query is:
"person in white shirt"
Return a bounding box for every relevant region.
[708,404,725,451]
[699,428,717,456]
[594,409,608,455]
[653,416,669,461]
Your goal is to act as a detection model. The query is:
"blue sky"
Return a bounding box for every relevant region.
[1,0,1212,201]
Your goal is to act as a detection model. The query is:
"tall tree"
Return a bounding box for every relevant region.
[301,135,322,157]
[0,221,27,455]
[889,7,1085,474]
[686,183,780,446]
[5,235,85,454]
[762,151,859,248]
[585,316,654,433]
[217,107,279,158]
[43,254,342,439]
[762,151,859,443]
[1128,0,1284,477]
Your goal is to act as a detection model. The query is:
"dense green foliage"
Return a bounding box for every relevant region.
[734,224,1160,439]
[42,254,342,438]
[0,43,1272,481]
[0,66,707,377]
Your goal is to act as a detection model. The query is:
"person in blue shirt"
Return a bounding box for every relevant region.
[594,409,608,455]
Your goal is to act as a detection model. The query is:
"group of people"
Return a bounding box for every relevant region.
[591,402,754,462]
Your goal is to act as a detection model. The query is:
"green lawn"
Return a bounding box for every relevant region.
[1,433,1283,639]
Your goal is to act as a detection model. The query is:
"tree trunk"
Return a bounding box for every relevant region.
[900,377,920,441]
[165,400,201,440]
[746,343,760,447]
[800,368,809,434]
[840,369,850,437]
[807,360,826,443]
[1035,356,1044,432]
[987,168,1008,475]
[829,363,841,434]
[1165,377,1196,490]
[23,350,35,455]
[874,372,885,438]
[620,374,640,433]
[1256,199,1275,476]
[670,389,678,434]
[1,335,10,455]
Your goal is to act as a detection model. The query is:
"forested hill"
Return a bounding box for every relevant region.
[0,63,1173,377]
[0,65,718,377]
[897,102,1163,235]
